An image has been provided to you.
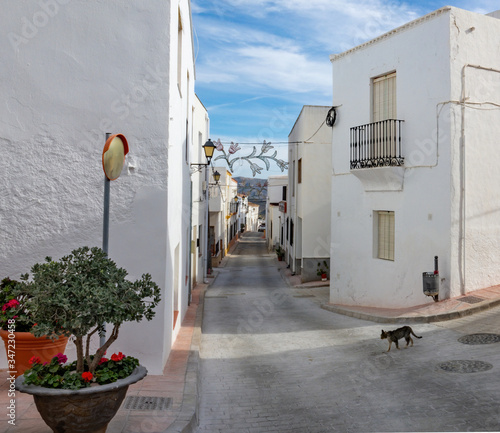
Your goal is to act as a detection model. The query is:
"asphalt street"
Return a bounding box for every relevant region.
[195,232,500,432]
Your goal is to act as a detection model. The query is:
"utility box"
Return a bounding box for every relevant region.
[422,272,439,296]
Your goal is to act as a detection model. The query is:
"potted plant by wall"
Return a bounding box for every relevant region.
[0,277,68,377]
[15,246,161,433]
[276,246,285,261]
[317,261,329,281]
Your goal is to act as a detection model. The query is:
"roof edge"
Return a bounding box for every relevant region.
[330,6,452,62]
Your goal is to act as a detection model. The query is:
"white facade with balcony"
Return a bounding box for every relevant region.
[330,6,500,309]
[287,106,332,282]
[0,0,197,373]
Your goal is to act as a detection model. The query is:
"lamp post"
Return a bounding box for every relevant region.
[191,139,217,283]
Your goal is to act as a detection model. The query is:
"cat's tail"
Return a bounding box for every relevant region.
[411,330,422,339]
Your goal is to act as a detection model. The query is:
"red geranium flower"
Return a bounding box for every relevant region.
[81,372,93,382]
[29,356,41,365]
[111,352,125,362]
[98,357,109,365]
[2,299,19,311]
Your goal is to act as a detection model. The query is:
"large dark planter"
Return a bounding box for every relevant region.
[16,365,147,433]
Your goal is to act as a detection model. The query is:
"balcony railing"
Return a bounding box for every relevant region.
[350,119,404,169]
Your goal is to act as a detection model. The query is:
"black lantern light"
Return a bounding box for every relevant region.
[202,139,216,164]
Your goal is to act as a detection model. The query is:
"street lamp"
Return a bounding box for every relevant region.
[189,139,218,283]
[190,139,216,166]
[213,170,221,184]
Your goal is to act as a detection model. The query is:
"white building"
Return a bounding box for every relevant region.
[191,95,210,286]
[247,203,260,231]
[0,0,197,373]
[236,194,249,234]
[288,106,332,282]
[208,168,238,267]
[226,175,240,251]
[330,6,500,309]
[266,175,288,253]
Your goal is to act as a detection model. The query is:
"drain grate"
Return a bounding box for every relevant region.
[293,294,315,298]
[123,396,172,411]
[459,296,485,304]
[458,333,500,345]
[438,360,493,374]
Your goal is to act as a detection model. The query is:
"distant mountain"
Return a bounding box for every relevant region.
[234,177,267,217]
[234,177,268,201]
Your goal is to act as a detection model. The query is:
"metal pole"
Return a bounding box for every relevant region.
[100,132,111,348]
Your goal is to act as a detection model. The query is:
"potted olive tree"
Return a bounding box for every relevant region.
[15,246,161,433]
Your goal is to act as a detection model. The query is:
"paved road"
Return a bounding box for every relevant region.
[196,232,500,432]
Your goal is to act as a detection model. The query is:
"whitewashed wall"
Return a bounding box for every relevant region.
[191,96,210,284]
[0,0,195,373]
[330,7,500,309]
[247,204,260,231]
[266,176,287,250]
[288,106,332,281]
[449,9,500,298]
[330,9,453,308]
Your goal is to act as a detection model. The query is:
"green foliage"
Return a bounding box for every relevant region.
[20,247,161,341]
[17,246,161,379]
[23,353,139,390]
[316,260,329,277]
[0,278,35,332]
[275,246,285,258]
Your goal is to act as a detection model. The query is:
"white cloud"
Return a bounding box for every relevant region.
[199,44,330,95]
[193,0,421,99]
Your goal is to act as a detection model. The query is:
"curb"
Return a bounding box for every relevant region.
[164,286,205,433]
[321,296,500,324]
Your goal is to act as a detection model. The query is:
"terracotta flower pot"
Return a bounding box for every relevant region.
[0,330,68,377]
[16,365,147,433]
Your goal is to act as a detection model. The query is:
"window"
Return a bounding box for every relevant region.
[372,72,396,122]
[298,158,302,184]
[376,211,395,261]
[282,186,287,201]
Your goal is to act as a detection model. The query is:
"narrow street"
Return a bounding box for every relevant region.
[196,232,500,432]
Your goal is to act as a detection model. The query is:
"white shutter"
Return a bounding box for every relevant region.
[378,211,395,261]
[373,72,396,122]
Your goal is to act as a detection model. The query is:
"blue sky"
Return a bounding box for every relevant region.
[191,0,499,178]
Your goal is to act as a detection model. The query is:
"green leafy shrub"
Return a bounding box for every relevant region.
[0,277,35,332]
[19,246,161,381]
[23,351,139,390]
